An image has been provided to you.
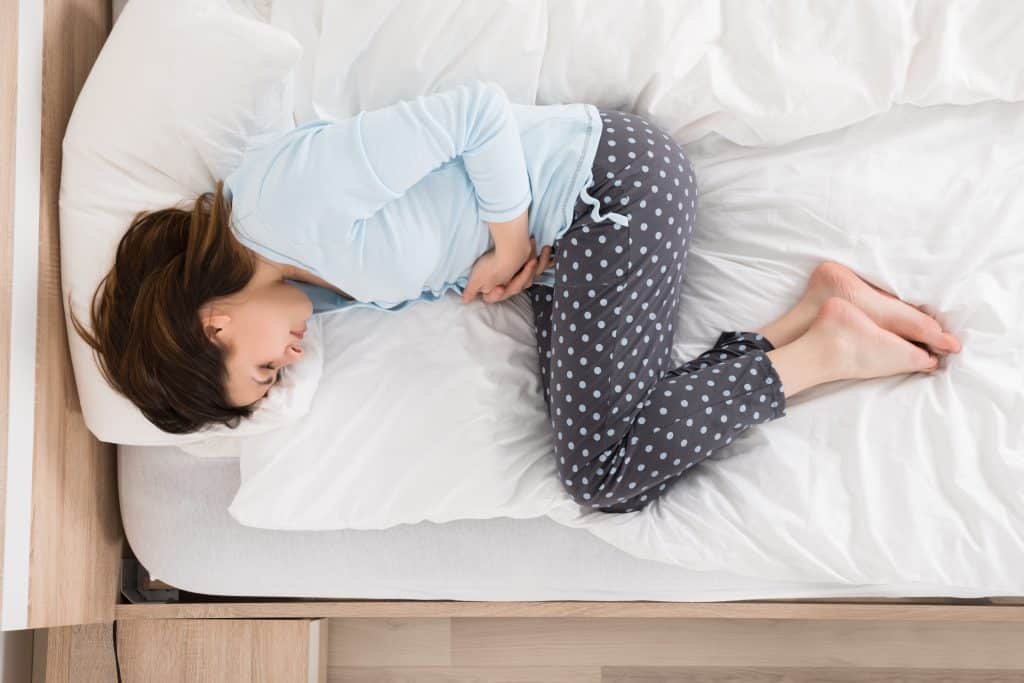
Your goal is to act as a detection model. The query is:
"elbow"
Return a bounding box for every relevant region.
[474,80,511,121]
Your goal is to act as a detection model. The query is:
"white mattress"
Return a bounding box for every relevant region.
[118,444,1002,600]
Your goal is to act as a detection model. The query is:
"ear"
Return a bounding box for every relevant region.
[201,313,232,342]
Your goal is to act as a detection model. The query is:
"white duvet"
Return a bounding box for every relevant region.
[221,0,1024,593]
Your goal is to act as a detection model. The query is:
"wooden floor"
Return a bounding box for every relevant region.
[319,617,1024,681]
[53,616,1024,681]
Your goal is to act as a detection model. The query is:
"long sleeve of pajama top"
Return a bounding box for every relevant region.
[223,79,610,315]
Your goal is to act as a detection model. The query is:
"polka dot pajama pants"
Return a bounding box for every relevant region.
[526,109,788,514]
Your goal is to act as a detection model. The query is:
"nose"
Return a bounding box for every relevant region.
[284,342,303,366]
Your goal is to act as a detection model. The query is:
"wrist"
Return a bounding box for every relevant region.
[488,208,530,256]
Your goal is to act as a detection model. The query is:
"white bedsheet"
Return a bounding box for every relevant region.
[119,443,1008,601]
[218,0,1024,593]
[546,97,1024,591]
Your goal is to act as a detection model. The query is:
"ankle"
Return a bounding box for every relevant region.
[800,321,855,383]
[756,295,818,349]
[765,326,847,399]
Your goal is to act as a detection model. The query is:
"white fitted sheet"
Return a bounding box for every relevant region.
[118,444,1004,600]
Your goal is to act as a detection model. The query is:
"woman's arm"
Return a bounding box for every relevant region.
[345,79,532,223]
[487,207,531,262]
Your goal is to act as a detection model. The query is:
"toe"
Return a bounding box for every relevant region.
[884,306,955,355]
[912,308,960,354]
[940,332,962,354]
[909,344,939,372]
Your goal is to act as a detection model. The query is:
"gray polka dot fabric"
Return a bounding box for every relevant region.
[527,109,788,513]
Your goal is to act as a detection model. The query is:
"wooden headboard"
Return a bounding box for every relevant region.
[1,0,122,632]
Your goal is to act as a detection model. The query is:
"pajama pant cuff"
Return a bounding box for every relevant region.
[714,330,776,352]
[715,330,787,419]
[752,349,787,419]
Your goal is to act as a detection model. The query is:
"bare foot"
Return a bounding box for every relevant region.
[802,261,962,357]
[810,297,940,381]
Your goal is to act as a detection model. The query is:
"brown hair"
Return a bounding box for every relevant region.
[68,180,260,435]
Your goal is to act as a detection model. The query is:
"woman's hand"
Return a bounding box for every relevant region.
[462,237,555,304]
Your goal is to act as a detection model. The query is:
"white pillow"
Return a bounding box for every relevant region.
[60,0,315,446]
[225,294,569,530]
[306,0,547,121]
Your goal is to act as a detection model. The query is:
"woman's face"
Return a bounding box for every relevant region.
[199,256,314,407]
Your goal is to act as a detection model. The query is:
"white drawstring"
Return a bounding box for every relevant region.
[578,178,631,227]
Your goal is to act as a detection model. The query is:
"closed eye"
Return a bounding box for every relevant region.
[258,364,279,386]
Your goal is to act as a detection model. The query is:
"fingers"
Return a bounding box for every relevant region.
[487,240,536,303]
[471,239,555,305]
[535,246,552,277]
[482,285,503,303]
[511,255,538,295]
[487,267,524,303]
[492,244,555,303]
[464,281,489,304]
[515,247,543,293]
[489,253,537,303]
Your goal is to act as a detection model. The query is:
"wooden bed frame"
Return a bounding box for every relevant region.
[3,0,1023,662]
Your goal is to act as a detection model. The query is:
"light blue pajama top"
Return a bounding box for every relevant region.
[222,80,626,316]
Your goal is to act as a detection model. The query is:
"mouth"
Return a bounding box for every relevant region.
[291,328,306,340]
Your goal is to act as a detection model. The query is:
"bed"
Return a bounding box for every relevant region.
[4,0,1024,673]
[105,0,1024,598]
[120,443,1007,602]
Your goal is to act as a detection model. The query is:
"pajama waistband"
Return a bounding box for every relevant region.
[578,178,632,228]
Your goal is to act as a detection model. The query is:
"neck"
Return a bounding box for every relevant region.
[251,251,294,281]
[251,250,354,300]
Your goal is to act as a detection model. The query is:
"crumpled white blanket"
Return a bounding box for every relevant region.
[222,0,1024,593]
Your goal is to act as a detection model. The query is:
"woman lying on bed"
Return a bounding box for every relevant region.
[70,80,962,513]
